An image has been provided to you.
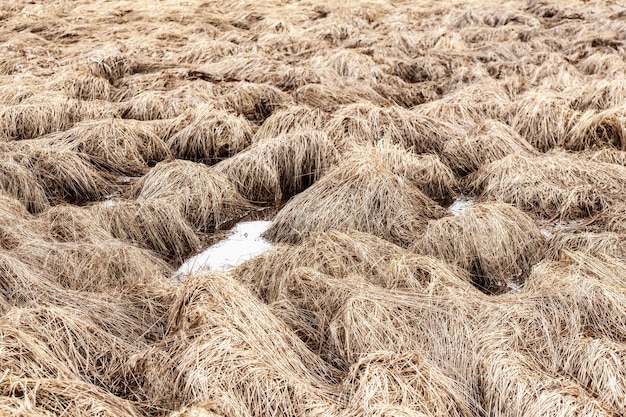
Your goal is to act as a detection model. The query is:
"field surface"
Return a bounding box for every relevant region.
[2,0,626,416]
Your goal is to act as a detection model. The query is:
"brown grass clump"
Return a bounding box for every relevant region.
[136,272,341,416]
[167,105,255,164]
[263,153,448,247]
[87,46,133,82]
[0,305,142,393]
[341,351,473,417]
[0,191,43,250]
[216,82,292,123]
[14,239,172,293]
[121,90,194,121]
[131,160,253,231]
[48,118,171,175]
[442,119,537,175]
[469,151,626,219]
[510,91,578,151]
[22,148,114,204]
[37,204,112,243]
[215,130,339,202]
[570,78,626,111]
[49,68,112,101]
[546,231,626,260]
[353,142,458,203]
[234,230,473,301]
[565,107,626,151]
[0,152,49,213]
[252,104,328,142]
[0,97,78,141]
[88,198,200,262]
[325,102,459,153]
[413,203,546,291]
[477,347,610,417]
[294,81,388,112]
[597,203,626,233]
[0,374,142,417]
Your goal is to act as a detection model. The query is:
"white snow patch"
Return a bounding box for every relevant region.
[104,199,118,207]
[449,197,475,215]
[175,221,273,278]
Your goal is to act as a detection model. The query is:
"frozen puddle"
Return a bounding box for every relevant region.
[449,197,475,215]
[175,221,273,278]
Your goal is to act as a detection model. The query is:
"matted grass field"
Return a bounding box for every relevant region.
[1,0,626,415]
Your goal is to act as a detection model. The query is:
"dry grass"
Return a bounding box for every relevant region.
[215,130,339,202]
[47,118,171,175]
[442,119,537,175]
[413,203,546,291]
[235,229,473,301]
[14,239,172,293]
[325,102,460,153]
[130,160,253,231]
[3,0,626,415]
[166,105,255,164]
[263,151,448,247]
[469,151,626,219]
[88,198,201,263]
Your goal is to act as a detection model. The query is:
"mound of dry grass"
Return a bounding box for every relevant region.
[0,374,142,417]
[597,203,626,233]
[88,198,200,262]
[569,78,626,111]
[87,46,133,82]
[49,68,112,101]
[510,91,578,151]
[166,105,255,164]
[23,148,113,204]
[354,142,459,202]
[48,118,171,176]
[413,203,546,291]
[0,152,50,213]
[0,191,43,250]
[546,231,626,260]
[14,239,172,293]
[325,102,460,153]
[131,160,252,231]
[565,107,626,151]
[235,230,473,301]
[252,104,328,142]
[442,119,537,175]
[135,272,341,416]
[121,90,195,121]
[216,82,292,123]
[215,130,339,202]
[36,204,112,243]
[341,351,473,417]
[469,151,626,219]
[263,152,448,247]
[294,81,388,111]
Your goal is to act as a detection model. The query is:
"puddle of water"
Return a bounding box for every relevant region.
[449,197,475,215]
[175,220,273,278]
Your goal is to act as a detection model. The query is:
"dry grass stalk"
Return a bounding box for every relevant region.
[469,151,626,219]
[294,81,388,111]
[263,153,448,247]
[215,130,339,202]
[442,119,537,175]
[413,203,546,291]
[131,160,253,231]
[167,105,255,164]
[88,198,200,262]
[49,68,112,101]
